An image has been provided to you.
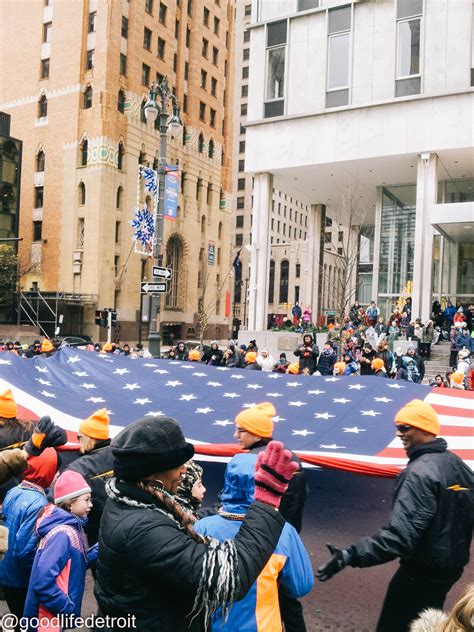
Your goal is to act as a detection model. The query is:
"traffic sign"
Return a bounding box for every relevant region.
[152,266,172,280]
[141,282,168,294]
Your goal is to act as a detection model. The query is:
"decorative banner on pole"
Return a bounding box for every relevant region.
[164,164,179,221]
[130,165,159,256]
[208,240,216,265]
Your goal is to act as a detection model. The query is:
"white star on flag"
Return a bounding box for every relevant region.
[247,384,263,389]
[35,367,49,373]
[361,410,381,416]
[207,381,222,387]
[213,420,233,426]
[73,371,88,377]
[114,368,130,375]
[134,398,152,405]
[267,374,280,379]
[266,393,282,397]
[216,367,231,371]
[348,384,366,390]
[223,393,240,398]
[307,390,325,395]
[196,407,214,414]
[81,383,97,389]
[272,415,286,423]
[0,359,11,365]
[314,412,335,419]
[35,378,51,386]
[230,374,245,379]
[166,380,182,387]
[145,411,164,416]
[154,369,169,374]
[288,401,307,407]
[40,390,56,398]
[325,377,339,382]
[192,372,207,377]
[287,382,301,387]
[343,427,367,433]
[242,402,257,409]
[374,397,393,403]
[67,356,81,364]
[180,365,194,370]
[180,394,197,401]
[333,398,351,404]
[123,383,140,391]
[320,443,346,449]
[143,363,156,368]
[387,384,404,389]
[292,429,315,436]
[87,396,105,403]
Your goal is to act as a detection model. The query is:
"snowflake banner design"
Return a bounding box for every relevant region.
[142,167,158,195]
[130,207,155,247]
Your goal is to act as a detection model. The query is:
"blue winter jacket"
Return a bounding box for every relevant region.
[23,505,98,631]
[0,483,49,588]
[195,454,314,632]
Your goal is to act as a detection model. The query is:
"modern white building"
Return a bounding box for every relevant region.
[245,0,474,330]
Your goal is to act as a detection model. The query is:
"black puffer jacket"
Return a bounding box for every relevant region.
[65,440,114,545]
[294,335,319,374]
[349,439,473,570]
[95,480,285,632]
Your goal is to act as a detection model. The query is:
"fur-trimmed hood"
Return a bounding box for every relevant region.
[409,608,448,632]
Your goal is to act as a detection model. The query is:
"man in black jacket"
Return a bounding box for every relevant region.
[317,399,473,632]
[234,401,308,631]
[65,408,114,545]
[294,333,319,374]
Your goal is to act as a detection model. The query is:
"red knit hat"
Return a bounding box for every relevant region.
[23,448,58,489]
[54,470,91,504]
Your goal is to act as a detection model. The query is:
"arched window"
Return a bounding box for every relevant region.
[218,221,222,239]
[219,188,224,210]
[201,215,206,234]
[78,182,86,205]
[153,153,159,170]
[196,177,202,200]
[140,100,147,124]
[36,150,45,172]
[268,260,275,304]
[206,182,212,205]
[139,148,146,165]
[38,94,48,118]
[117,142,124,170]
[279,260,289,303]
[165,236,183,308]
[117,89,126,113]
[182,125,187,146]
[83,86,93,109]
[181,170,186,193]
[208,139,214,158]
[221,148,224,166]
[198,133,204,153]
[116,186,123,209]
[145,195,152,212]
[176,205,181,220]
[80,139,88,166]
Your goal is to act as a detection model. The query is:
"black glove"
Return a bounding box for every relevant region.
[316,544,351,582]
[24,416,67,456]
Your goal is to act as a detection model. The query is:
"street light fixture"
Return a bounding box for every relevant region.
[144,76,182,358]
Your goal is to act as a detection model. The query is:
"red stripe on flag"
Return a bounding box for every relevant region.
[380,446,474,460]
[438,425,474,436]
[295,454,401,478]
[17,405,39,422]
[432,389,474,401]
[431,404,473,418]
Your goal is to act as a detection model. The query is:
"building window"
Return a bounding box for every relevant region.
[200,69,207,89]
[243,29,250,43]
[43,22,52,43]
[115,221,121,243]
[210,77,217,96]
[198,133,204,153]
[202,38,209,58]
[121,16,128,38]
[120,53,127,76]
[212,46,218,66]
[142,63,150,86]
[117,89,126,113]
[241,103,247,116]
[76,218,85,249]
[324,232,332,244]
[186,26,190,47]
[38,94,48,118]
[159,2,167,24]
[239,140,245,153]
[83,86,93,109]
[166,236,183,308]
[242,66,249,80]
[338,230,344,242]
[199,101,206,121]
[326,6,351,108]
[173,53,178,72]
[238,159,245,172]
[237,178,245,191]
[235,233,243,247]
[34,186,44,208]
[268,260,275,303]
[265,20,286,118]
[241,85,248,98]
[33,221,43,242]
[395,0,422,97]
[157,37,165,60]
[36,150,45,172]
[325,216,332,227]
[80,139,88,166]
[209,108,216,127]
[183,93,188,112]
[297,0,318,10]
[208,139,214,158]
[117,142,124,170]
[244,4,251,16]
[78,182,86,205]
[88,11,96,33]
[40,58,50,79]
[236,215,244,228]
[116,186,123,209]
[279,260,289,303]
[213,16,220,34]
[145,0,153,14]
[237,197,244,209]
[243,48,249,61]
[203,6,209,26]
[174,19,179,38]
[187,0,192,14]
[143,27,152,50]
[86,49,94,70]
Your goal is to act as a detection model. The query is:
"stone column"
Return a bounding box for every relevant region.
[307,204,325,320]
[247,172,273,331]
[412,153,438,321]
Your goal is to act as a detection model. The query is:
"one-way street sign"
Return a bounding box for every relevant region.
[152,266,172,280]
[141,281,168,294]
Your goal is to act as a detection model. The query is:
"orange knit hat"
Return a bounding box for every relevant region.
[41,339,54,353]
[394,399,440,435]
[188,349,201,362]
[79,408,110,440]
[245,351,257,363]
[0,389,17,419]
[102,343,113,352]
[334,362,346,375]
[450,371,464,385]
[235,402,276,438]
[371,358,385,371]
[287,362,299,375]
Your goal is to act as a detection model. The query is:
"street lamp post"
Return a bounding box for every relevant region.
[143,76,182,358]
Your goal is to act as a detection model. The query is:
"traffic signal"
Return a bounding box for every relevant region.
[111,310,118,326]
[95,310,102,326]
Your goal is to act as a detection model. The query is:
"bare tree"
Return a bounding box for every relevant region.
[0,244,37,320]
[194,261,229,346]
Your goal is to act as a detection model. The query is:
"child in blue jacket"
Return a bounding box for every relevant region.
[23,470,98,632]
[0,448,58,625]
[195,453,314,631]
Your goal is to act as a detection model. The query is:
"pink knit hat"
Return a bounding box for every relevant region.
[54,470,91,504]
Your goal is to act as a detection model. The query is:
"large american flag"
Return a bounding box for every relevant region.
[0,348,472,477]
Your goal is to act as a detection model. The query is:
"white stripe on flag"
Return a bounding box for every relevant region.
[438,415,474,428]
[425,392,474,411]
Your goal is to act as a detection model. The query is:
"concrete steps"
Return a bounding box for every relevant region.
[422,341,452,384]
